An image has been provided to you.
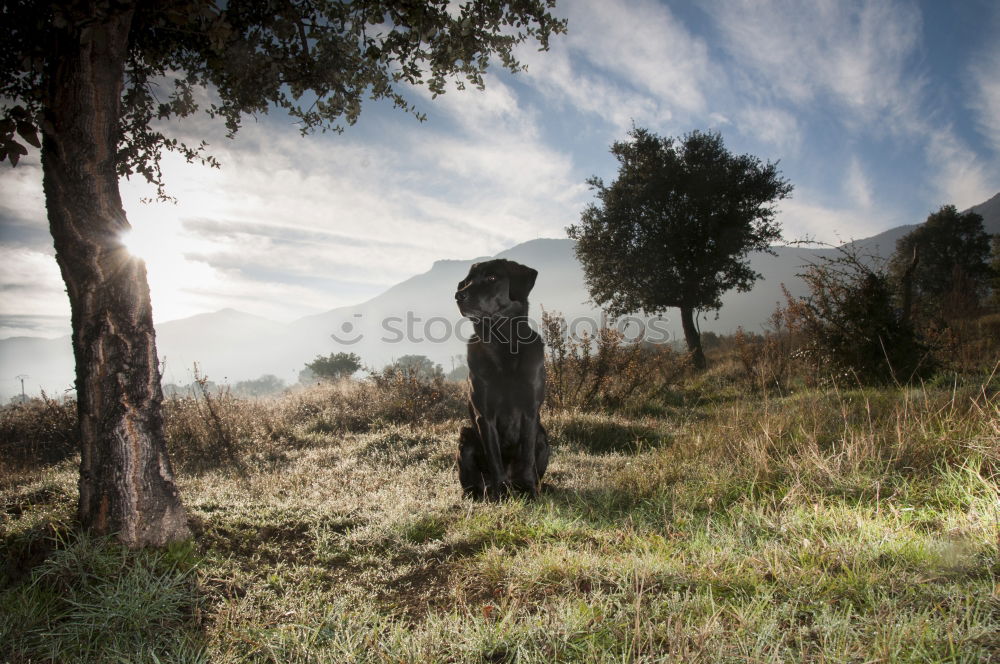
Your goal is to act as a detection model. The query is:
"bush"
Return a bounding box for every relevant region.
[542,311,690,411]
[0,395,78,469]
[784,251,933,385]
[733,305,796,393]
[301,369,466,435]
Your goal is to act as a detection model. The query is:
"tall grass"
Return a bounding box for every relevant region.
[2,370,997,662]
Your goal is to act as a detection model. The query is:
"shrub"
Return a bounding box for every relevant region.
[542,310,690,411]
[733,305,796,393]
[363,365,464,423]
[301,369,465,435]
[784,250,933,385]
[0,395,78,469]
[304,352,362,381]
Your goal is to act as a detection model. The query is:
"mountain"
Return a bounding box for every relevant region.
[969,191,1000,232]
[2,192,998,401]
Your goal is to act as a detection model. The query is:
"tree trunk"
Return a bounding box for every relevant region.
[679,305,706,370]
[900,245,919,325]
[42,2,190,547]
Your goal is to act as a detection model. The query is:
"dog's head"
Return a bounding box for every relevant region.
[455,259,538,319]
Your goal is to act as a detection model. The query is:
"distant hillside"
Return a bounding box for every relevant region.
[2,192,998,401]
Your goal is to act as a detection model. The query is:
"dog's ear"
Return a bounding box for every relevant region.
[506,261,538,302]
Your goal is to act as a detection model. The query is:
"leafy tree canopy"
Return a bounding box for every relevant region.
[1,0,566,195]
[568,127,792,368]
[889,205,993,312]
[390,354,442,380]
[233,373,286,396]
[306,352,362,380]
[568,127,792,317]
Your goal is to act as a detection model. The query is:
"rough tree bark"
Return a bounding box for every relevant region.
[679,305,707,370]
[42,1,190,547]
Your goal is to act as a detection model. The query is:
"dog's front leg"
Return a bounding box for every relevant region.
[474,414,510,500]
[511,415,541,498]
[458,427,487,500]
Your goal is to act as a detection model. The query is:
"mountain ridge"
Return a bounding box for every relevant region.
[2,193,997,400]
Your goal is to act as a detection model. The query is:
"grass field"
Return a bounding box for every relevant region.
[2,377,998,663]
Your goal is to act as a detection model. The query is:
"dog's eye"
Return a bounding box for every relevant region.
[487,275,496,282]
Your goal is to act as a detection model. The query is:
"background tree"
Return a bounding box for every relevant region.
[306,352,363,381]
[889,205,993,320]
[443,353,470,382]
[1,0,565,547]
[389,354,443,381]
[233,374,286,397]
[991,235,1000,308]
[568,128,792,368]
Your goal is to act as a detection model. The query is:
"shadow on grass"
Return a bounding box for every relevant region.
[549,414,672,455]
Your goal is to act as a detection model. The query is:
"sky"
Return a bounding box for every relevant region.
[1,0,999,340]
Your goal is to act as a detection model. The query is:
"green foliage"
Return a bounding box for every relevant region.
[1,0,566,196]
[568,128,792,316]
[232,373,285,397]
[1,530,204,663]
[386,354,443,381]
[889,205,994,319]
[785,250,933,385]
[306,351,362,380]
[364,363,462,423]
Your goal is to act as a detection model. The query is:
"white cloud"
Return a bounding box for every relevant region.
[0,153,45,226]
[517,0,716,132]
[709,0,924,126]
[778,197,884,246]
[568,0,714,114]
[1,70,584,334]
[969,38,1000,154]
[0,247,68,318]
[521,45,664,133]
[735,107,802,153]
[844,156,873,210]
[924,127,996,210]
[105,77,585,324]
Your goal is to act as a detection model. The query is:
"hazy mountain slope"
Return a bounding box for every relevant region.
[3,192,998,401]
[0,336,75,400]
[843,193,1000,258]
[968,192,1000,233]
[155,309,295,386]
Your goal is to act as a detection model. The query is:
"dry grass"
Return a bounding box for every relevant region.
[2,375,998,663]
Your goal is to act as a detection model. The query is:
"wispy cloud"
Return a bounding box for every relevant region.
[107,75,585,323]
[708,0,924,126]
[518,0,716,132]
[923,127,996,210]
[0,246,68,322]
[734,107,802,154]
[968,31,1000,155]
[1,1,996,341]
[845,156,874,210]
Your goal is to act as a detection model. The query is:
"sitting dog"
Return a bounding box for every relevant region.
[455,258,549,500]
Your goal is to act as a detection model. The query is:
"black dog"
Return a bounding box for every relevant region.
[455,259,549,500]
